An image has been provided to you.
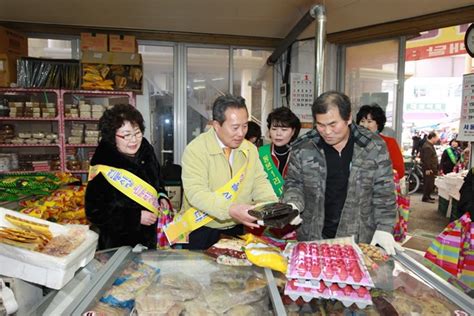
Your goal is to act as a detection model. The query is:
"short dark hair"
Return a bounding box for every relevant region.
[245,121,262,141]
[312,91,351,121]
[212,94,247,125]
[99,104,145,145]
[427,131,438,140]
[266,107,301,143]
[449,139,458,146]
[355,104,387,132]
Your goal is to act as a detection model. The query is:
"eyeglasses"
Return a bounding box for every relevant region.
[116,130,143,141]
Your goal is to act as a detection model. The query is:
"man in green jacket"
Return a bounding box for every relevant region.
[179,94,278,249]
[281,91,402,255]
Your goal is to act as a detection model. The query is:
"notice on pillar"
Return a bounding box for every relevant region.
[458,73,474,141]
[290,73,314,123]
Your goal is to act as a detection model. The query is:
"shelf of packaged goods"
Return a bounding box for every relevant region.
[65,144,98,148]
[0,88,135,174]
[61,90,136,107]
[61,89,134,96]
[64,117,99,121]
[0,116,59,121]
[0,144,60,148]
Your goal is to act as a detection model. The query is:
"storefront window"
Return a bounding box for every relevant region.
[186,47,229,143]
[402,24,473,154]
[345,40,399,135]
[139,45,174,165]
[232,49,272,125]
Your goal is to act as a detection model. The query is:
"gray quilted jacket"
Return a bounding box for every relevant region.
[281,123,396,243]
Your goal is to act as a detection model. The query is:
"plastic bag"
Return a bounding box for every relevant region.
[241,233,287,273]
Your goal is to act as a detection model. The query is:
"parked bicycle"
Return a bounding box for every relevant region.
[405,156,424,195]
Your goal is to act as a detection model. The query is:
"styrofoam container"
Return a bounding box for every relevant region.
[0,207,98,290]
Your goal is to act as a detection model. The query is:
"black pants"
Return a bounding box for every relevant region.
[179,224,244,250]
[423,173,435,199]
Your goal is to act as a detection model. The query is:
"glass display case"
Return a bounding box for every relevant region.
[26,247,472,316]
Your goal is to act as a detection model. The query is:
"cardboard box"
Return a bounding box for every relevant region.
[81,51,142,92]
[0,53,20,87]
[0,207,98,290]
[80,32,108,52]
[0,27,28,56]
[109,34,137,53]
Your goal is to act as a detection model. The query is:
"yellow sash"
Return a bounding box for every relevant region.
[88,164,165,216]
[164,150,249,244]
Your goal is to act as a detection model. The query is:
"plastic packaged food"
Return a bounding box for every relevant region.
[32,132,45,139]
[248,202,298,228]
[284,238,375,308]
[18,132,32,139]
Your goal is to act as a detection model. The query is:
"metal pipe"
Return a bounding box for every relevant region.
[311,4,326,98]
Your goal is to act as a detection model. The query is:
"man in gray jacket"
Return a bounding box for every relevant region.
[282,91,402,255]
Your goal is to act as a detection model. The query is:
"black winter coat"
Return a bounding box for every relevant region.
[85,138,166,250]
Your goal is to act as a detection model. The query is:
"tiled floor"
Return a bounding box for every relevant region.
[407,192,451,239]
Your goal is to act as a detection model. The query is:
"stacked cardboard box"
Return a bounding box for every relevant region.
[0,27,28,87]
[80,33,141,92]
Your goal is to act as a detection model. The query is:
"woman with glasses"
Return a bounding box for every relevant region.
[85,104,170,250]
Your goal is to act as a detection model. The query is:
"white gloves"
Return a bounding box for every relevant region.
[370,230,404,256]
[290,214,303,226]
[288,202,302,226]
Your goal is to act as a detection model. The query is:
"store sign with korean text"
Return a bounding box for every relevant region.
[457,73,474,141]
[406,24,469,61]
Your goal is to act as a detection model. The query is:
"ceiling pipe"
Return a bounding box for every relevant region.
[312,5,326,98]
[266,7,318,66]
[253,5,326,92]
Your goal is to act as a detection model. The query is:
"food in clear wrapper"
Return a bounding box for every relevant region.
[248,202,298,228]
[40,225,88,256]
[134,263,269,315]
[358,243,389,262]
[242,233,288,273]
[206,237,252,266]
[100,259,159,310]
[284,238,374,308]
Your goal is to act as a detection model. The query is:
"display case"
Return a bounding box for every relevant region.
[0,88,135,176]
[27,247,472,316]
[28,247,285,316]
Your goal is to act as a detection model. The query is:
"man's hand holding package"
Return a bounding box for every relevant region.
[229,204,259,228]
[370,230,404,256]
